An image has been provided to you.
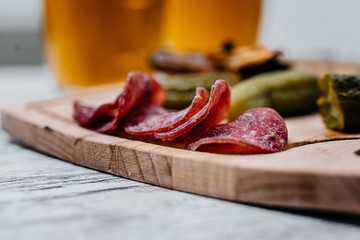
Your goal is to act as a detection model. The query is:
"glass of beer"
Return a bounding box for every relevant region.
[44,0,165,87]
[162,0,262,52]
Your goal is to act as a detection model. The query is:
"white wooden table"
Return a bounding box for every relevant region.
[1,65,360,240]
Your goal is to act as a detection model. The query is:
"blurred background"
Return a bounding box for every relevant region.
[0,0,42,65]
[0,0,359,66]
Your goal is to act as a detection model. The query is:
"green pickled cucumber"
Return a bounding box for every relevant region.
[156,72,240,109]
[164,91,198,109]
[229,70,319,120]
[317,74,360,132]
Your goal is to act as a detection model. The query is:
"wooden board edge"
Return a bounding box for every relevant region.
[2,103,360,215]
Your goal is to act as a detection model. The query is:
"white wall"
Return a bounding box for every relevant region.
[260,0,360,62]
[0,0,360,64]
[0,0,42,64]
[0,0,41,31]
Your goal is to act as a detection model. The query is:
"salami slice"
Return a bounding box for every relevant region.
[73,72,165,133]
[153,80,231,141]
[123,87,209,135]
[185,108,288,153]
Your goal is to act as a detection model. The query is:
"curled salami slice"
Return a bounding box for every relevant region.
[154,80,231,141]
[73,72,165,133]
[185,108,288,153]
[123,87,209,135]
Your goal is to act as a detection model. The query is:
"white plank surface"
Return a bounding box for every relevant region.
[1,65,360,240]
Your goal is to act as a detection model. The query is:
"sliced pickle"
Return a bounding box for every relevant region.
[155,72,240,109]
[229,70,319,120]
[317,74,360,132]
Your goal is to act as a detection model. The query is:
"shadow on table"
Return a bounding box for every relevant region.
[248,203,360,226]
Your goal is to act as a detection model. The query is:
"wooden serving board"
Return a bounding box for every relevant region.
[2,61,360,215]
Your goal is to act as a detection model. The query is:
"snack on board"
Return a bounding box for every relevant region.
[317,74,360,132]
[210,45,290,78]
[73,72,165,133]
[229,70,319,120]
[185,108,288,153]
[150,46,290,79]
[155,71,240,109]
[150,46,292,111]
[123,87,209,135]
[74,74,232,140]
[150,48,215,73]
[73,72,288,153]
[153,80,231,141]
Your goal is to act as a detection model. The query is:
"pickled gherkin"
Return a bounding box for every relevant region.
[317,74,360,132]
[164,91,199,109]
[155,72,240,109]
[229,70,319,120]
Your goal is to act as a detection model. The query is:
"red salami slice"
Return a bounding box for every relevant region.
[185,108,288,153]
[123,87,209,135]
[73,72,165,133]
[153,80,231,141]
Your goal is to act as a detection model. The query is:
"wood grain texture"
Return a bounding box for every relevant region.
[2,66,360,214]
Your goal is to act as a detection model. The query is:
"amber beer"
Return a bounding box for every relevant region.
[162,0,262,52]
[44,0,164,86]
